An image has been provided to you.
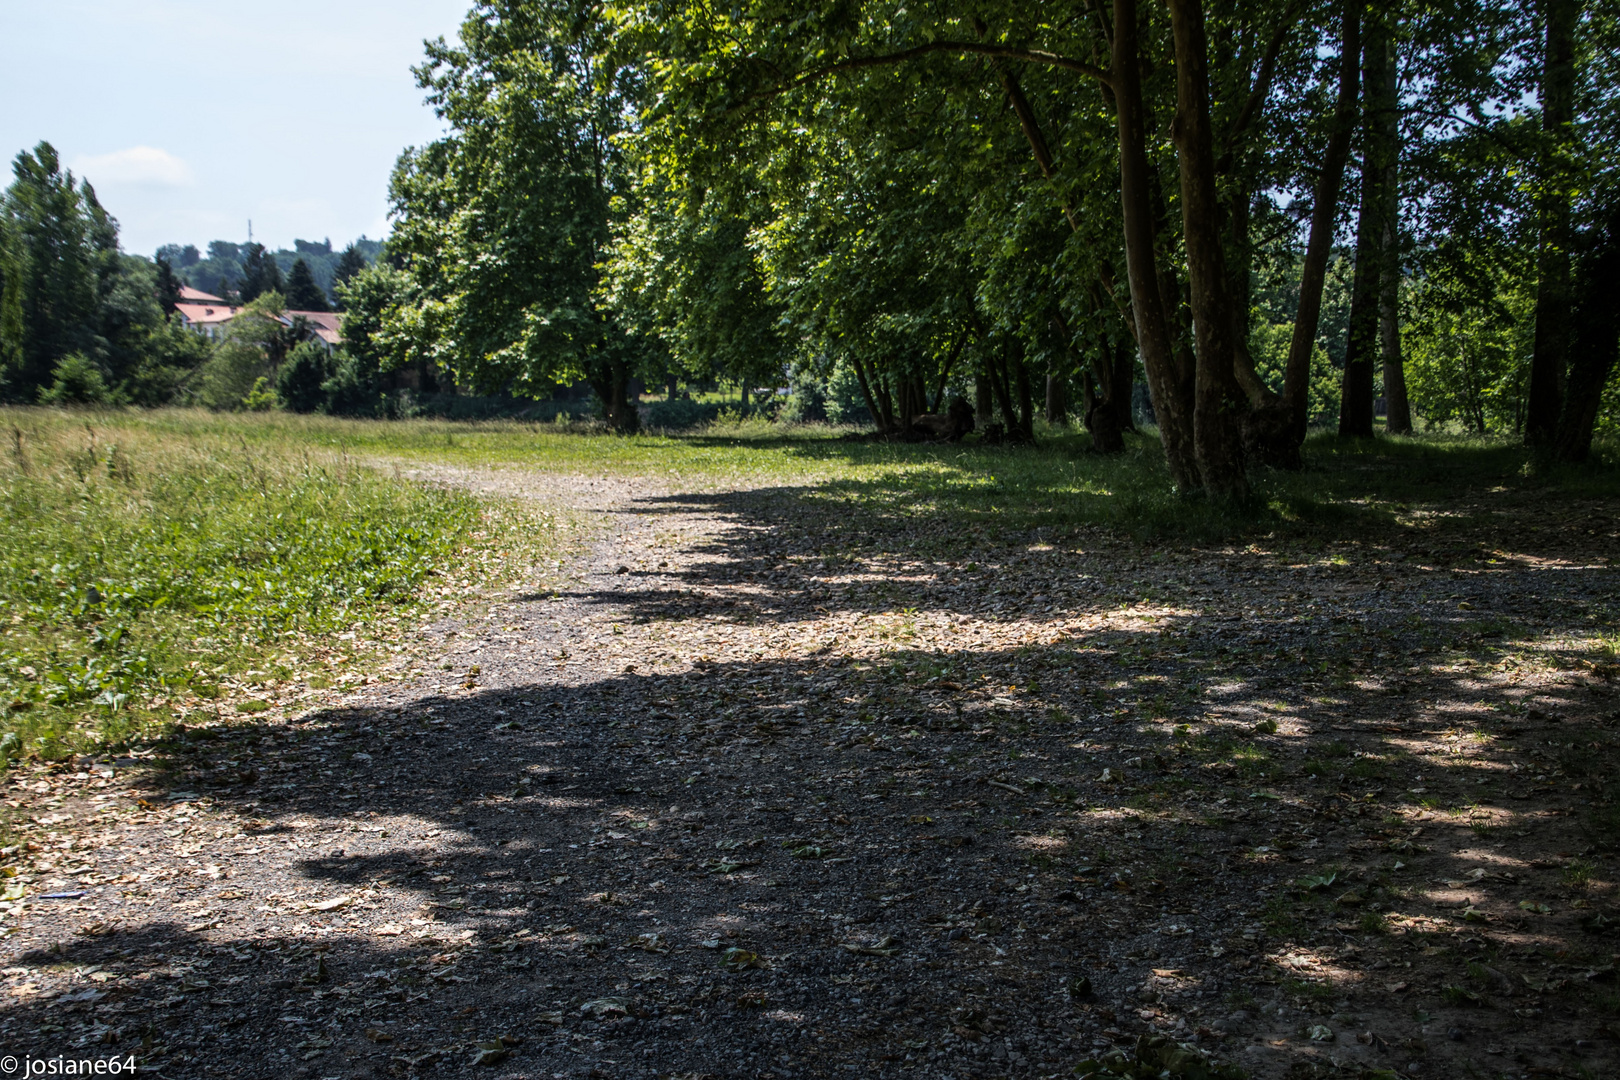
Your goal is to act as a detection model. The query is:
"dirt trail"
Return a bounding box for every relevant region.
[3,463,1618,1080]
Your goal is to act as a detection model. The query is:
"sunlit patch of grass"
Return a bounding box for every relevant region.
[1359,910,1389,935]
[1565,859,1596,890]
[0,408,553,762]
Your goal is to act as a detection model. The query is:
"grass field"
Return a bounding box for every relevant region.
[0,410,559,762]
[2,406,1615,763]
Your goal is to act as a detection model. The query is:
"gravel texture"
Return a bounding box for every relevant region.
[2,466,1618,1080]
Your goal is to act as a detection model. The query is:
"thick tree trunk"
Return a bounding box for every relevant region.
[1339,17,1392,438]
[1553,215,1620,462]
[1378,29,1412,437]
[596,359,639,434]
[739,377,750,410]
[1168,0,1250,499]
[1113,0,1199,490]
[1527,0,1577,448]
[1283,0,1360,446]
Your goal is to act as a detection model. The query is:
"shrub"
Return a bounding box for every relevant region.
[276,342,333,413]
[38,354,117,406]
[195,341,268,410]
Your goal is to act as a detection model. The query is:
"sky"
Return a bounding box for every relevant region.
[0,0,471,257]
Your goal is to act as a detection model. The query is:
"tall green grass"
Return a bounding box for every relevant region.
[1,411,490,761]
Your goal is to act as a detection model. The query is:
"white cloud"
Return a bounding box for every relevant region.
[71,146,193,187]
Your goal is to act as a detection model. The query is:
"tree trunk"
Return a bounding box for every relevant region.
[1553,214,1620,462]
[666,372,679,401]
[1168,0,1250,499]
[595,358,639,434]
[1283,0,1360,446]
[1379,29,1412,436]
[975,368,993,427]
[1112,0,1199,490]
[988,349,1018,438]
[1112,340,1137,433]
[1526,0,1577,448]
[849,353,883,430]
[1045,371,1068,425]
[1226,187,1275,409]
[1054,309,1124,453]
[1011,346,1036,442]
[739,376,750,410]
[1339,15,1391,439]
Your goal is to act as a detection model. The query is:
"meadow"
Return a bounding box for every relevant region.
[2,406,1615,763]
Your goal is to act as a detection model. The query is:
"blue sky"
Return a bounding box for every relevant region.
[0,0,471,257]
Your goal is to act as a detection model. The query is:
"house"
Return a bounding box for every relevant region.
[291,310,343,350]
[173,301,343,350]
[173,301,239,340]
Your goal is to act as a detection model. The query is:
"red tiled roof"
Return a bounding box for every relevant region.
[174,302,238,324]
[288,310,343,346]
[178,285,224,303]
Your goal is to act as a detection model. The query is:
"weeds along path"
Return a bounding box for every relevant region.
[2,456,1619,1080]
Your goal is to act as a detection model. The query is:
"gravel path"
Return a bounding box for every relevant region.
[3,464,1618,1080]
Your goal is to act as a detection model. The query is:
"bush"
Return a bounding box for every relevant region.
[276,342,333,413]
[195,341,269,410]
[38,354,118,406]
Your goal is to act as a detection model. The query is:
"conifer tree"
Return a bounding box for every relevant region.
[285,257,330,312]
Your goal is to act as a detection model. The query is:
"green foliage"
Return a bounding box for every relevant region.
[276,341,333,413]
[237,242,283,303]
[382,1,654,429]
[1405,257,1533,435]
[285,257,330,313]
[37,353,117,406]
[0,410,486,758]
[195,342,270,411]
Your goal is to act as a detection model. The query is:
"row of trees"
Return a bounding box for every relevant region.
[343,0,1617,492]
[156,237,378,310]
[0,143,396,410]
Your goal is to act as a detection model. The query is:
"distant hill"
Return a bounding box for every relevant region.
[155,237,385,302]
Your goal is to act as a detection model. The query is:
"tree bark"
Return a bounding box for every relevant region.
[849,353,884,431]
[1226,187,1275,408]
[1553,214,1620,461]
[1045,371,1068,425]
[595,358,639,434]
[1283,0,1360,445]
[1112,0,1199,490]
[1526,0,1577,448]
[1053,308,1125,453]
[974,368,993,426]
[1339,14,1391,439]
[1011,345,1036,442]
[988,349,1018,437]
[1378,32,1412,436]
[1168,0,1250,499]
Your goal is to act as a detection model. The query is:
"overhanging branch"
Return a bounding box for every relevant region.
[734,39,1111,110]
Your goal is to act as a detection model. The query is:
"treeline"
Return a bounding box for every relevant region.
[338,0,1618,490]
[0,142,398,411]
[157,236,383,310]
